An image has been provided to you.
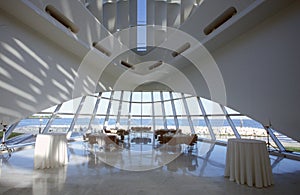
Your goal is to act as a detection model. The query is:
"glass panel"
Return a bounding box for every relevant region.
[154,117,164,130]
[109,100,120,116]
[101,91,111,99]
[201,98,223,115]
[142,103,152,116]
[80,96,97,115]
[162,92,170,101]
[208,116,236,141]
[142,92,152,102]
[107,116,117,129]
[113,91,121,100]
[164,101,173,115]
[59,97,81,114]
[121,102,130,115]
[132,92,141,102]
[174,99,186,116]
[230,115,268,141]
[89,116,104,132]
[137,0,147,24]
[97,99,109,115]
[131,117,142,127]
[271,129,300,153]
[186,97,202,115]
[191,116,209,137]
[153,102,162,116]
[119,117,128,129]
[49,114,74,133]
[171,92,181,99]
[153,92,161,102]
[14,117,50,134]
[166,117,175,129]
[225,106,240,115]
[137,26,147,51]
[178,116,190,134]
[122,91,131,101]
[73,115,91,132]
[131,103,141,115]
[142,117,152,129]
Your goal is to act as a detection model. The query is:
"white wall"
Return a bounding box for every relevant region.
[210,1,300,141]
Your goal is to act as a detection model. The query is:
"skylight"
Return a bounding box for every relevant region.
[137,0,147,51]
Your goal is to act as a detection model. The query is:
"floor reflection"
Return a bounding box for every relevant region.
[1,140,300,194]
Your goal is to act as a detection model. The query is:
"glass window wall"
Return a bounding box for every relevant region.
[13,90,300,155]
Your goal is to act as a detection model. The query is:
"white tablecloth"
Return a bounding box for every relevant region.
[34,133,68,169]
[224,138,273,188]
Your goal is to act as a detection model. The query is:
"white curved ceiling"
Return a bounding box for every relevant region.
[0,0,299,141]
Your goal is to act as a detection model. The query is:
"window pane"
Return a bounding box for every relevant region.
[174,99,186,115]
[191,116,208,137]
[101,91,111,98]
[155,117,164,130]
[166,117,175,129]
[107,116,117,129]
[142,92,152,102]
[142,117,152,128]
[89,116,104,131]
[59,97,81,114]
[109,100,120,116]
[113,91,121,100]
[97,99,109,115]
[73,115,91,132]
[162,92,170,100]
[121,102,130,115]
[131,103,141,115]
[119,117,129,129]
[80,96,97,115]
[142,103,152,116]
[230,115,268,141]
[131,117,141,127]
[122,91,131,101]
[50,114,73,133]
[132,92,141,102]
[153,92,161,101]
[201,98,223,114]
[172,92,181,99]
[153,102,162,115]
[14,118,49,134]
[272,129,300,153]
[178,116,189,134]
[186,97,202,115]
[164,101,173,115]
[208,116,236,141]
[225,106,240,114]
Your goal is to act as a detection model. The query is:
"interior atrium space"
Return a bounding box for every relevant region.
[1,0,300,194]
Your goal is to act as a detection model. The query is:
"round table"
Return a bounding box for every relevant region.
[34,133,68,169]
[224,138,273,188]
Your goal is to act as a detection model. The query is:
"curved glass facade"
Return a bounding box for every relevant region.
[2,91,300,152]
[6,90,299,153]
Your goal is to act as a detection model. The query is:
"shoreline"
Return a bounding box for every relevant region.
[12,125,299,148]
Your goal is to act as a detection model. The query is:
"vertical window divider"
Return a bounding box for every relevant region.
[42,104,63,134]
[181,93,195,134]
[88,92,102,131]
[219,104,241,139]
[196,97,215,140]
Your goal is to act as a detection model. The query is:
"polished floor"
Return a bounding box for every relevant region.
[1,139,300,195]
